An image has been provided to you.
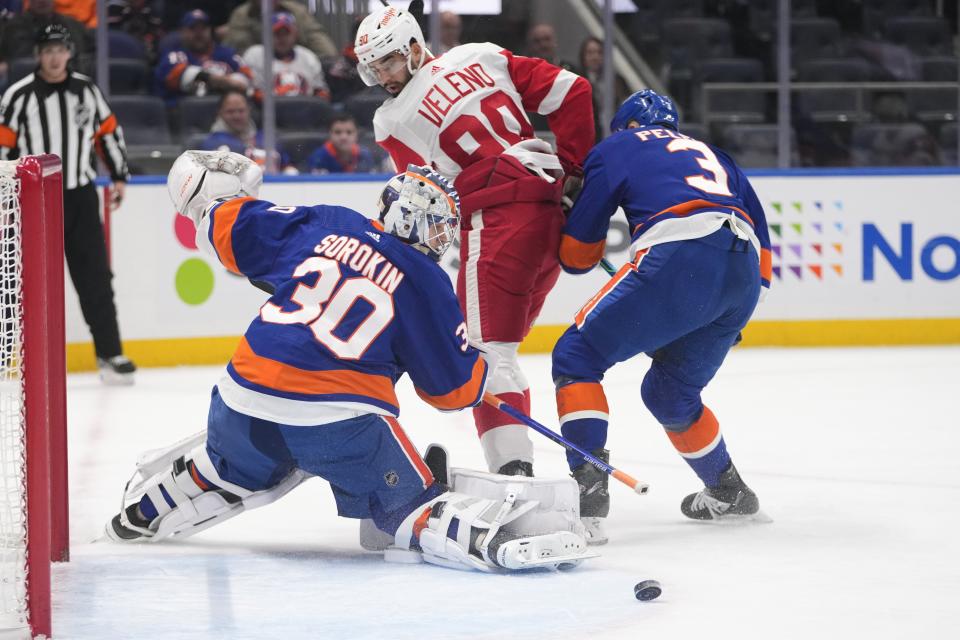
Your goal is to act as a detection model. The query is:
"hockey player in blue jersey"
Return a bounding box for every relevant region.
[105,150,592,572]
[553,90,772,542]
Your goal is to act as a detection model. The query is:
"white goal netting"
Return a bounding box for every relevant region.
[0,161,28,634]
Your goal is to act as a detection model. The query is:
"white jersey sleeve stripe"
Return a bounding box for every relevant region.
[537,69,578,116]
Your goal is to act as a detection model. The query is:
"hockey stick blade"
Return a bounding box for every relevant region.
[482,392,649,495]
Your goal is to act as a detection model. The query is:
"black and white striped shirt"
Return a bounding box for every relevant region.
[0,70,129,190]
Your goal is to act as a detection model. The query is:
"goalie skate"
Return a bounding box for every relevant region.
[486,529,596,571]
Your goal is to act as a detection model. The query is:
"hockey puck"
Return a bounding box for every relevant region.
[634,580,662,601]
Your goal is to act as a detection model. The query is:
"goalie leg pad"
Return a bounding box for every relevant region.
[109,441,306,543]
[450,467,586,539]
[391,490,594,572]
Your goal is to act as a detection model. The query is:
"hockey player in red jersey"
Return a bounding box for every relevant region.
[355,4,595,477]
[104,150,593,572]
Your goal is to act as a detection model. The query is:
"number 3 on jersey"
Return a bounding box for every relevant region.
[260,256,394,360]
[665,138,733,197]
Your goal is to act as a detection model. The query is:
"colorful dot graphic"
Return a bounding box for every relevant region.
[174,212,198,250]
[173,213,216,305]
[175,257,214,305]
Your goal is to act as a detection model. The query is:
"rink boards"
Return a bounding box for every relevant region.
[65,169,960,370]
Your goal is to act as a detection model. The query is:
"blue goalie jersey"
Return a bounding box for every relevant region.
[197,196,487,426]
[559,125,772,291]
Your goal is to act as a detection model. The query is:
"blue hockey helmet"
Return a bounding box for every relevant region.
[609,89,679,133]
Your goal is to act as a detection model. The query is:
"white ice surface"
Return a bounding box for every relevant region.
[55,347,960,639]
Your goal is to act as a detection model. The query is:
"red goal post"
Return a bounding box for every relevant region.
[0,156,69,639]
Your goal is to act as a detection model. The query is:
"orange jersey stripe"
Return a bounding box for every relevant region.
[574,249,647,327]
[760,247,772,282]
[231,337,399,406]
[666,405,720,455]
[166,62,188,91]
[211,197,253,274]
[557,382,608,417]
[94,114,117,139]
[647,198,755,228]
[0,125,16,148]
[560,234,606,271]
[415,356,486,410]
[383,416,434,487]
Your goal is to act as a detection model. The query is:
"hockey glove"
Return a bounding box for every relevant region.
[168,150,263,227]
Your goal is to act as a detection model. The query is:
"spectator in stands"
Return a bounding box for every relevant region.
[159,0,241,34]
[325,15,366,104]
[154,9,251,107]
[578,36,630,140]
[525,24,576,72]
[0,0,91,77]
[54,0,96,27]
[437,11,462,54]
[0,0,22,20]
[306,114,377,174]
[855,39,921,82]
[223,0,337,59]
[242,12,329,100]
[202,89,295,173]
[871,91,912,123]
[107,0,166,64]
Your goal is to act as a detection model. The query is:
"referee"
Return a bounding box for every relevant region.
[0,24,136,385]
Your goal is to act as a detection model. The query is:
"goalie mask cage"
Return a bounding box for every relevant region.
[0,156,68,639]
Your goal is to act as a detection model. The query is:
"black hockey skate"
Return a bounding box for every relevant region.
[497,460,534,477]
[681,463,763,521]
[571,449,609,545]
[97,354,137,386]
[107,504,153,542]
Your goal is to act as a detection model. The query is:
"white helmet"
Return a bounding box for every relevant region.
[377,165,460,261]
[354,4,428,87]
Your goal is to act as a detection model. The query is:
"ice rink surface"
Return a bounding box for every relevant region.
[55,347,960,639]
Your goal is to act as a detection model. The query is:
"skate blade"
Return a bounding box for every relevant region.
[99,370,135,386]
[697,509,774,525]
[501,532,601,571]
[512,549,601,570]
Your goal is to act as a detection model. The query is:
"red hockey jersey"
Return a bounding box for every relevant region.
[372,42,594,182]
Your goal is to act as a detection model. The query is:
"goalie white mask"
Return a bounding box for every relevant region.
[354,4,428,87]
[377,165,460,262]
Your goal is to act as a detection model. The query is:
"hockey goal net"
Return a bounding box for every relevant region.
[0,156,68,639]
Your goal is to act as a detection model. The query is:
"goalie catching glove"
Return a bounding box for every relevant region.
[168,150,263,227]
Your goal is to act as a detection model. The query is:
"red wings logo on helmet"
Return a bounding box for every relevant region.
[379,7,397,27]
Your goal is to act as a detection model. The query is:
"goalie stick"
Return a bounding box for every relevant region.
[482,392,649,495]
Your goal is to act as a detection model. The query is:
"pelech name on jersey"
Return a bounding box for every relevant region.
[314,233,405,294]
[417,63,496,127]
[632,127,692,143]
